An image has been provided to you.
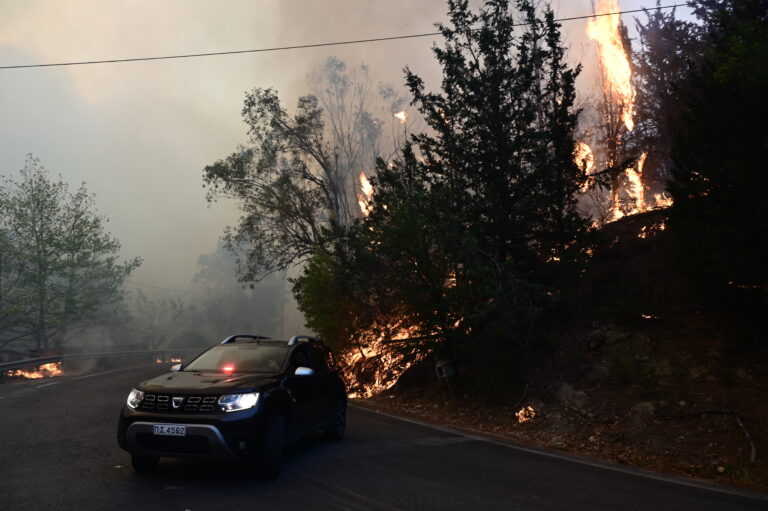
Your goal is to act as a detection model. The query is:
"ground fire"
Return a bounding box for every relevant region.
[7,362,63,379]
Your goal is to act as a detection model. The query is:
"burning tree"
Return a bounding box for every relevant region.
[578,0,677,224]
[296,0,590,393]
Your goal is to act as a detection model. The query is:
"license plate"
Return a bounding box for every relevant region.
[153,424,187,436]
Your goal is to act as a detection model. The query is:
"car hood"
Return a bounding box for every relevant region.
[138,370,279,394]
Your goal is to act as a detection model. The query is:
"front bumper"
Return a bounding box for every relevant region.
[124,421,238,459]
[118,406,269,460]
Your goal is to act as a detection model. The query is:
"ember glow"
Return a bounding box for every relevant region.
[8,362,63,379]
[586,0,635,131]
[357,171,374,216]
[637,220,667,239]
[170,357,182,363]
[393,110,408,124]
[516,406,536,424]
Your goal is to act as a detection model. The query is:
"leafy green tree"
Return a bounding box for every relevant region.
[0,155,141,352]
[204,57,407,282]
[0,228,27,345]
[667,0,768,297]
[633,3,697,190]
[403,0,586,276]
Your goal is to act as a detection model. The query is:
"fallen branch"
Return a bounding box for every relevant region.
[733,412,758,463]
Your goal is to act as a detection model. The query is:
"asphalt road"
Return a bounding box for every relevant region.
[0,365,765,511]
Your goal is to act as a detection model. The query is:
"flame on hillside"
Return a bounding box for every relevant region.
[516,406,536,423]
[575,142,596,192]
[625,151,646,214]
[343,325,427,399]
[394,110,408,124]
[8,362,63,379]
[357,172,374,216]
[653,193,673,208]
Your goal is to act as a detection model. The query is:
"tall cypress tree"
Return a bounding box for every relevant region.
[361,0,587,387]
[403,0,586,280]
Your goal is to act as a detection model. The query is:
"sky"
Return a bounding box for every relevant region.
[0,0,693,301]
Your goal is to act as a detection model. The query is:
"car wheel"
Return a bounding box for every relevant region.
[131,454,159,473]
[258,415,285,479]
[325,397,347,441]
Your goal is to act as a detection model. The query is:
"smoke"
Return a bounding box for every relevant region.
[0,1,698,348]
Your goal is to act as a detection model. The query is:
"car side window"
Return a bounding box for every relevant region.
[291,347,309,370]
[310,346,330,374]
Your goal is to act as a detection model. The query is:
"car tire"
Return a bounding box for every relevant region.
[131,454,159,473]
[324,397,347,441]
[258,415,285,479]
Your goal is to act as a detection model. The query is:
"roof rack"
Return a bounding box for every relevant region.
[287,335,318,346]
[221,334,272,344]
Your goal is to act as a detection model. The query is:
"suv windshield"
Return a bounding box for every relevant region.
[184,345,288,374]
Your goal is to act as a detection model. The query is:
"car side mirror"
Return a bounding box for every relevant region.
[170,364,183,372]
[294,366,314,377]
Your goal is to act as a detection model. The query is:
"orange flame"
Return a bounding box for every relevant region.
[625,151,646,213]
[8,362,63,379]
[653,193,673,209]
[575,142,596,192]
[516,405,536,423]
[170,357,182,363]
[393,111,408,124]
[357,172,374,216]
[587,0,635,131]
[343,324,425,399]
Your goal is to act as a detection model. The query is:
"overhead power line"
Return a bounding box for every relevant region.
[0,4,686,71]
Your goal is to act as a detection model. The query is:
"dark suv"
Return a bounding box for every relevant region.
[117,335,347,478]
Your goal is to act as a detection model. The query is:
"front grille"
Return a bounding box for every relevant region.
[140,393,219,413]
[136,433,211,454]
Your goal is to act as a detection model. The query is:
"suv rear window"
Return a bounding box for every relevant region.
[184,345,288,374]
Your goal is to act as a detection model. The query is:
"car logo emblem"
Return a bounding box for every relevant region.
[172,397,184,409]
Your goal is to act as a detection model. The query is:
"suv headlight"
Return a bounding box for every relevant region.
[126,388,144,409]
[218,392,259,412]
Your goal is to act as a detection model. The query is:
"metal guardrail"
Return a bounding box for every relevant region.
[0,348,203,383]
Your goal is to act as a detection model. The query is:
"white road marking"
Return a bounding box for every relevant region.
[36,381,60,388]
[351,404,768,502]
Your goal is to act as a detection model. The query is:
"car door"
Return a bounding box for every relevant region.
[286,346,322,432]
[308,345,334,422]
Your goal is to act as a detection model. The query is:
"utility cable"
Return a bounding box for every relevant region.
[0,4,687,70]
